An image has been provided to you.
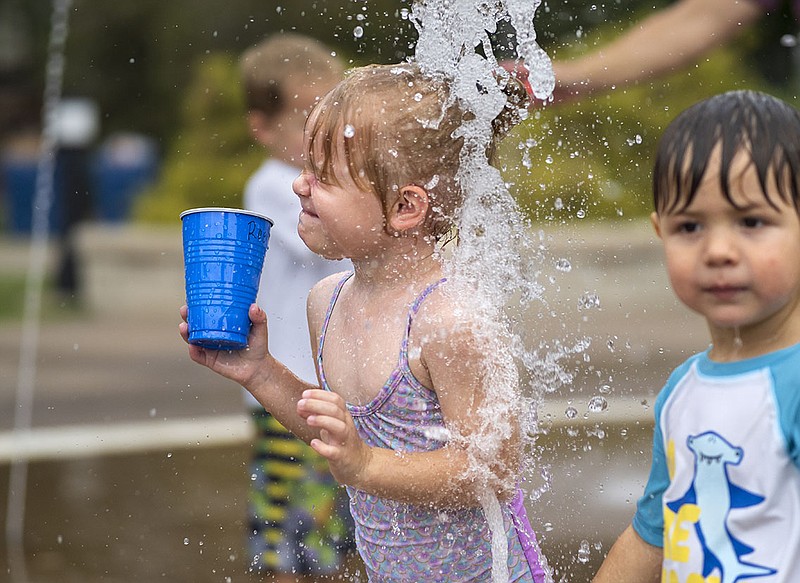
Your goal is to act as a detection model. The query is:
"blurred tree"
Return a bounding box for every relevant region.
[6,0,789,225]
[132,52,261,222]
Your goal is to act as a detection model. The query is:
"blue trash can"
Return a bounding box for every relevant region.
[92,133,158,222]
[1,154,65,235]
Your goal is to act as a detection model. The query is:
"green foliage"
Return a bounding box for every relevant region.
[133,53,264,223]
[0,274,26,322]
[499,44,769,224]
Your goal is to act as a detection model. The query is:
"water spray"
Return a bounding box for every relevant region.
[5,1,73,581]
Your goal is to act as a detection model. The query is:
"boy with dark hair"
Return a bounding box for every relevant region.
[594,90,800,582]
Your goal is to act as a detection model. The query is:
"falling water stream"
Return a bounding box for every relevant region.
[412,0,561,581]
[5,1,73,581]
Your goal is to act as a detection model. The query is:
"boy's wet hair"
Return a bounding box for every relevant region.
[653,89,800,214]
[239,33,344,117]
[305,62,528,241]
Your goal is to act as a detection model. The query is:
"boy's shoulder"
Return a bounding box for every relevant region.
[657,342,800,410]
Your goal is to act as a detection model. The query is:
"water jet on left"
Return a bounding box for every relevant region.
[180,207,272,350]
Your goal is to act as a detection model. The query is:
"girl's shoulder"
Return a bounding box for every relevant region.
[306,270,352,326]
[410,281,482,347]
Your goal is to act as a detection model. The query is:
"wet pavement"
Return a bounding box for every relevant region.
[0,222,708,581]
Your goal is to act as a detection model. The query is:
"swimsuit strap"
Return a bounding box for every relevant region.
[398,278,447,368]
[317,274,446,390]
[317,272,354,390]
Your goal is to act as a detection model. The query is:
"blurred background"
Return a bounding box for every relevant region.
[0,0,795,581]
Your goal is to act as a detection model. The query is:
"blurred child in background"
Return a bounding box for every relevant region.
[238,33,355,582]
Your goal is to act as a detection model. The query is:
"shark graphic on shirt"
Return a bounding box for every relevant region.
[667,431,776,583]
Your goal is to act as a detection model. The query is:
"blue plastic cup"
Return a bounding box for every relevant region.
[180,207,273,350]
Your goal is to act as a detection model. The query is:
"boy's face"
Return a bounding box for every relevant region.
[250,82,334,166]
[651,148,800,345]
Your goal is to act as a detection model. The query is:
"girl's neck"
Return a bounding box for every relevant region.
[349,244,442,291]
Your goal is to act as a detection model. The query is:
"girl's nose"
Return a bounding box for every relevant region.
[293,171,310,198]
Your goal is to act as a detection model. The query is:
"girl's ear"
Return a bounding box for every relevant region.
[388,184,430,233]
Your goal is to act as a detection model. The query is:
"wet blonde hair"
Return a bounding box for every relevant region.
[306,62,528,241]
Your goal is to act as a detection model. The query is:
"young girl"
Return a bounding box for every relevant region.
[180,62,546,582]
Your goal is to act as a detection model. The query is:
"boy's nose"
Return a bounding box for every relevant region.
[704,228,738,265]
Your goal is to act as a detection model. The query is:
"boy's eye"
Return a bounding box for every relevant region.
[677,221,700,234]
[741,216,764,228]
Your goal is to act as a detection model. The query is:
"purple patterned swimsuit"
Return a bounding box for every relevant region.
[318,273,546,582]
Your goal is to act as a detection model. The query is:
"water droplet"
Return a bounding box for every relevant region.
[343,124,355,138]
[554,198,564,210]
[183,537,190,545]
[413,92,423,102]
[577,539,591,563]
[422,426,452,442]
[564,406,578,419]
[598,384,611,394]
[353,26,364,39]
[576,209,586,219]
[588,395,608,413]
[578,292,600,310]
[555,258,572,272]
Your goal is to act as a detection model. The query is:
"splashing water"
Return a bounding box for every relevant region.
[411,0,557,581]
[6,2,73,582]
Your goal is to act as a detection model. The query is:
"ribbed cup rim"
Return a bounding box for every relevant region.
[180,207,273,225]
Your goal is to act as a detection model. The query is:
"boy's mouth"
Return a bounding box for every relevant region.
[703,284,747,300]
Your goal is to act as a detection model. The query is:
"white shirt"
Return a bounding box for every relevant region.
[242,158,347,406]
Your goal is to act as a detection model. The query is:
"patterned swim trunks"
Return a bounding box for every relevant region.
[246,410,355,575]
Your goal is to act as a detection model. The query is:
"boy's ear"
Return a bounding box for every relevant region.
[388,185,430,233]
[650,211,663,239]
[247,111,276,148]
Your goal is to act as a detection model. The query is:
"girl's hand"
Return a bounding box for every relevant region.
[178,303,269,388]
[297,389,371,487]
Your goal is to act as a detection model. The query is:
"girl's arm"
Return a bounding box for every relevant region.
[179,303,320,442]
[299,289,521,508]
[592,525,662,583]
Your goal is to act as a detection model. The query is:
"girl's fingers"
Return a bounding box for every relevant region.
[298,393,346,419]
[302,388,342,404]
[310,437,340,460]
[305,412,347,437]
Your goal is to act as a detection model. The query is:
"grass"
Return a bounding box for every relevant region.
[0,274,26,322]
[0,273,86,323]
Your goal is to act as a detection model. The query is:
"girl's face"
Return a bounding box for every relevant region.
[292,118,388,261]
[652,149,800,344]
